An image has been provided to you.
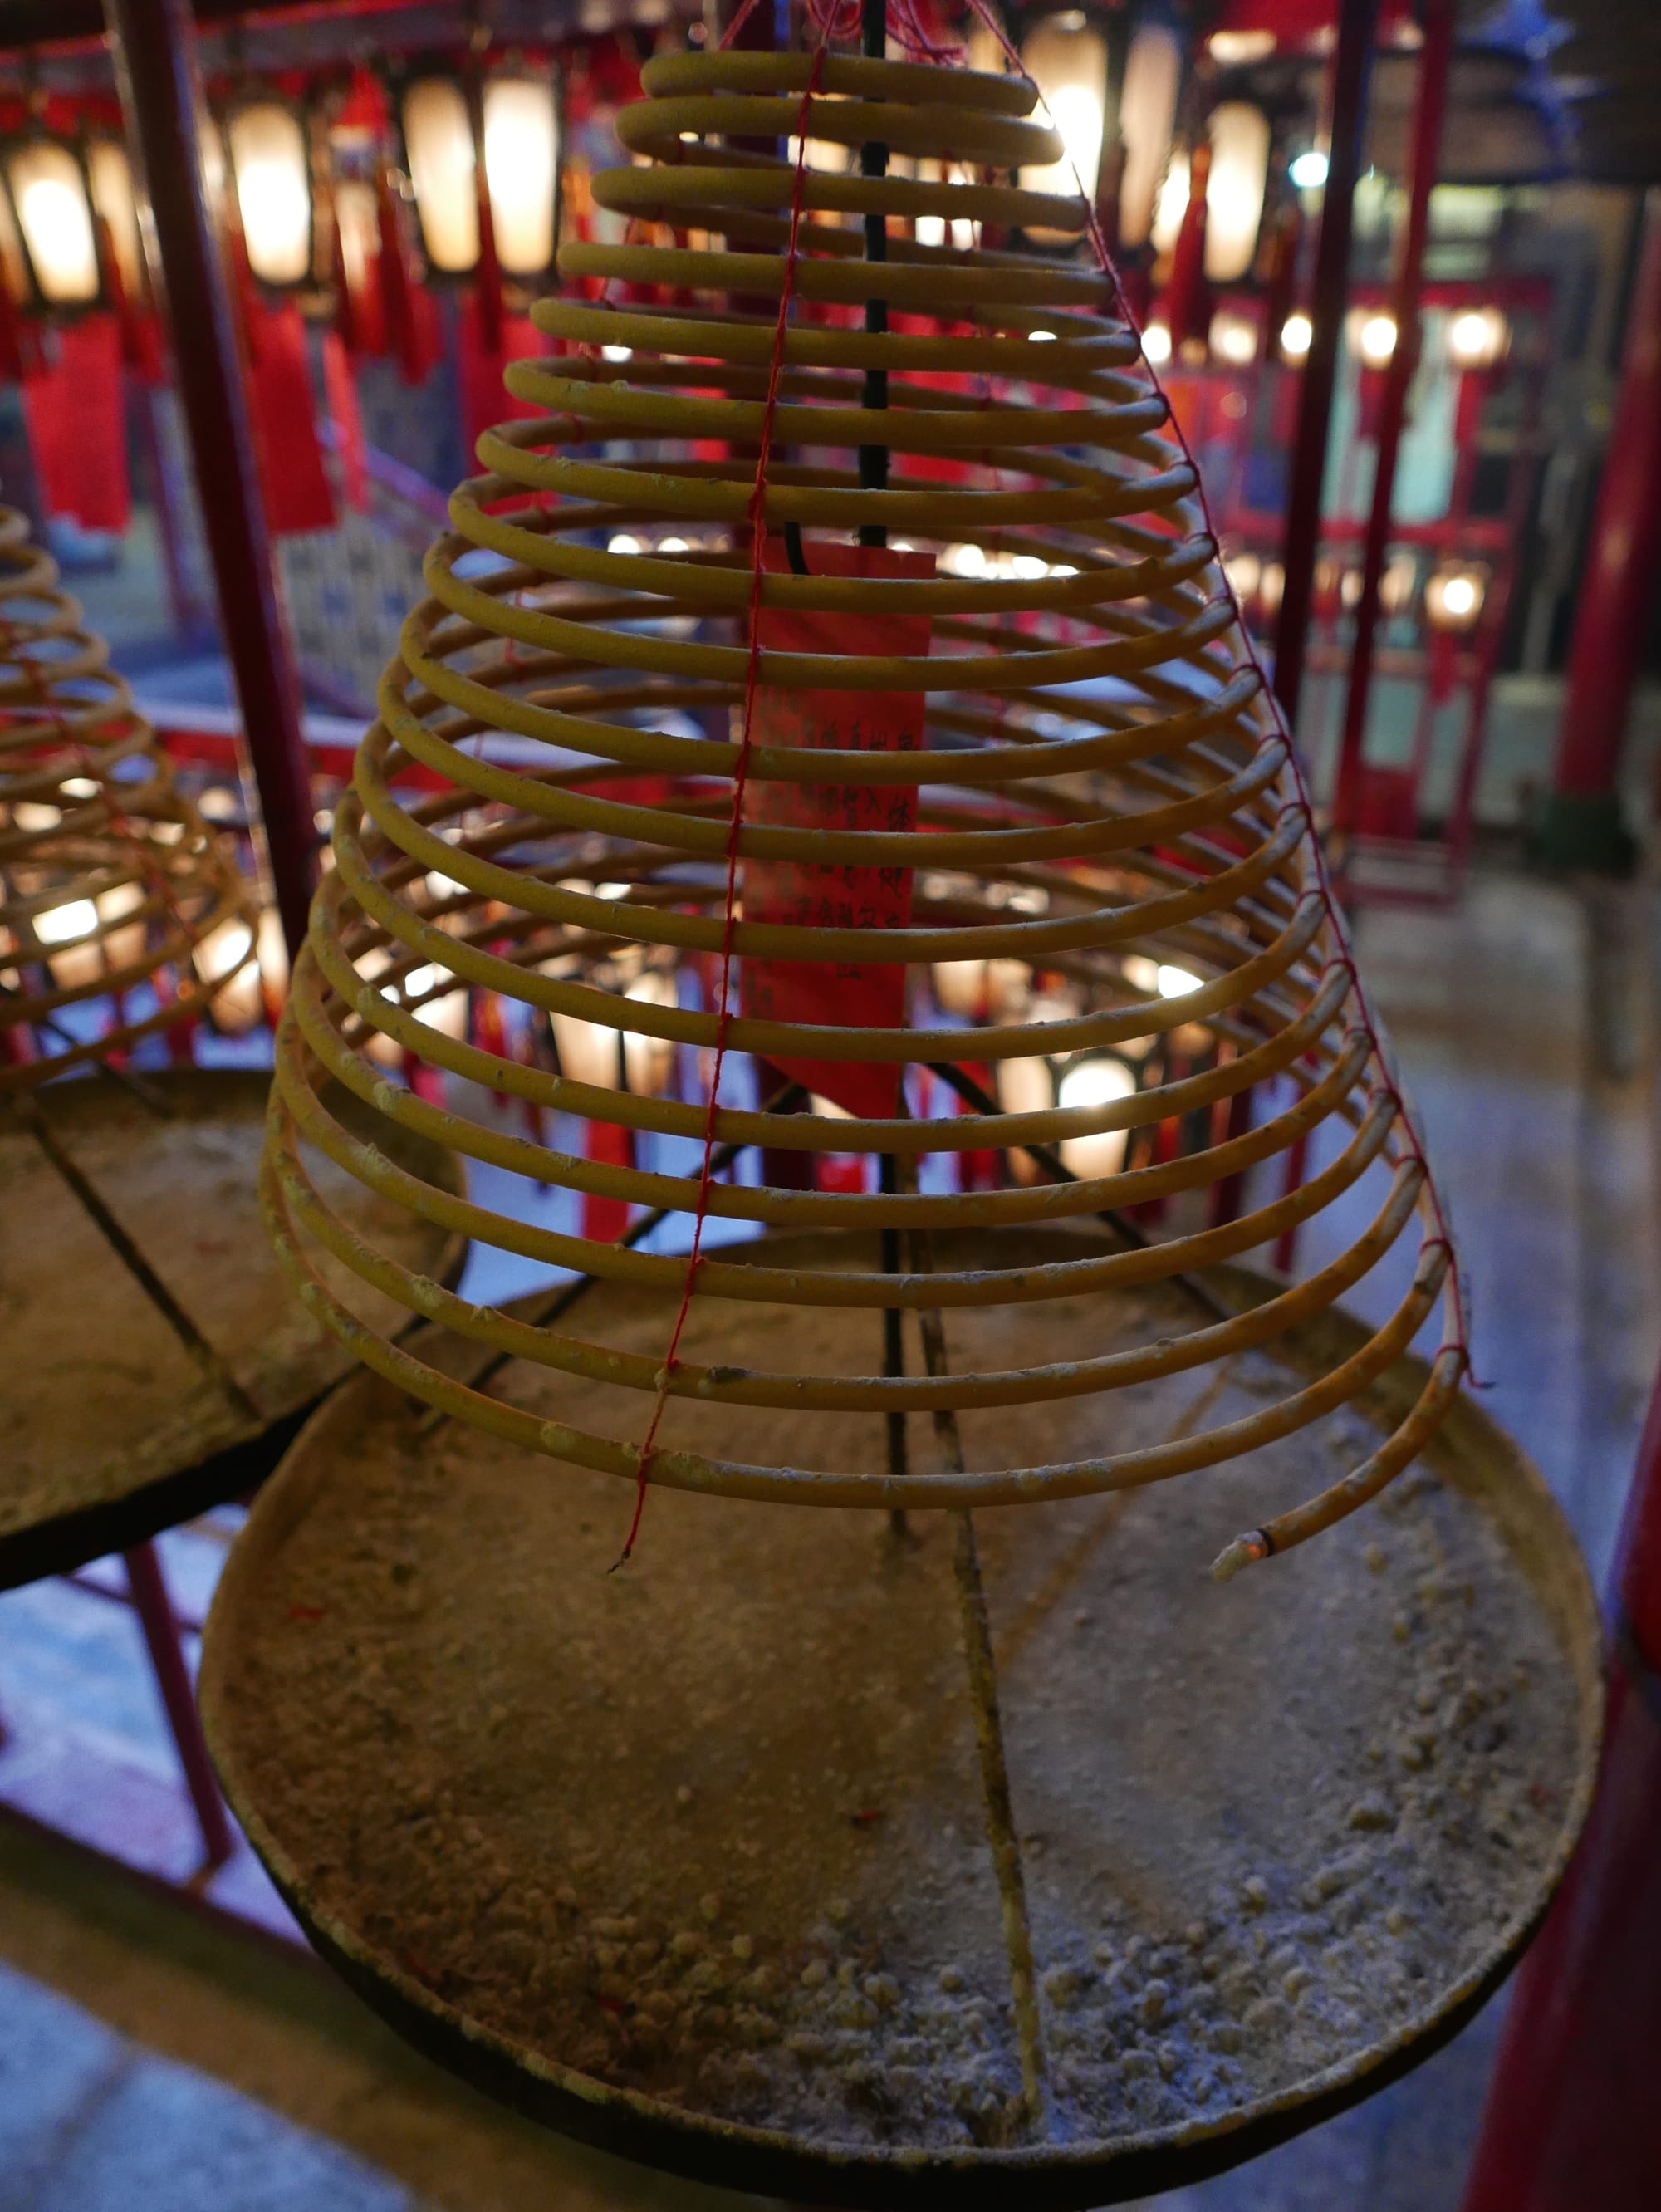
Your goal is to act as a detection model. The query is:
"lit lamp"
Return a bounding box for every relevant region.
[1350,307,1399,369]
[1424,562,1487,635]
[1019,14,1109,211]
[1280,309,1312,361]
[401,76,478,275]
[224,100,315,288]
[621,970,676,1098]
[1116,21,1182,250]
[1348,305,1399,439]
[1055,1049,1137,1180]
[1447,305,1510,519]
[198,915,262,1036]
[1381,552,1418,618]
[2,135,100,308]
[1203,102,1269,283]
[86,138,145,302]
[1208,307,1258,366]
[482,74,561,277]
[1447,305,1508,374]
[933,958,988,1018]
[400,66,561,281]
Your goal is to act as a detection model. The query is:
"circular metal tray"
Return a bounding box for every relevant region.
[0,1067,464,1587]
[201,1235,1602,2210]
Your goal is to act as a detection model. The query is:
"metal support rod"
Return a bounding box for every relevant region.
[858,0,889,547]
[123,1540,235,1870]
[1271,0,1381,738]
[104,0,316,964]
[1534,188,1661,869]
[1330,0,1453,838]
[1460,1361,1661,2211]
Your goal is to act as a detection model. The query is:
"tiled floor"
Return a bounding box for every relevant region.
[0,857,1654,2210]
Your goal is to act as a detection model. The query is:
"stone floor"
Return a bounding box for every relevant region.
[0,856,1655,2211]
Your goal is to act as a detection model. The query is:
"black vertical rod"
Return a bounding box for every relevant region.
[858,0,888,547]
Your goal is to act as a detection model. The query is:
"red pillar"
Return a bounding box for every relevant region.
[1460,1367,1661,2212]
[104,0,317,962]
[1271,0,1381,736]
[1331,0,1453,838]
[1535,190,1661,874]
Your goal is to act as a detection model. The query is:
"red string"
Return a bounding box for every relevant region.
[964,0,1474,1382]
[615,40,830,1565]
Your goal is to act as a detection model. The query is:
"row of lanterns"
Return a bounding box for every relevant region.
[0,56,562,316]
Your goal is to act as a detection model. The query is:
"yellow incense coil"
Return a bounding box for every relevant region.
[0,507,255,1085]
[262,49,1463,1556]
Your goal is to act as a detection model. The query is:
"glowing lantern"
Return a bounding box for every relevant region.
[401,68,561,281]
[1350,308,1399,368]
[1117,21,1182,248]
[1280,310,1312,360]
[1149,147,1188,257]
[1203,102,1270,282]
[1056,1050,1137,1180]
[401,76,478,275]
[933,958,987,1017]
[1019,15,1109,205]
[1209,308,1258,365]
[1448,305,1508,372]
[621,970,677,1097]
[225,101,314,288]
[86,138,145,301]
[482,75,561,277]
[1141,318,1172,365]
[1425,563,1487,633]
[2,137,99,307]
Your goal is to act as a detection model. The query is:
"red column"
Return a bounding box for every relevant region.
[1460,1368,1661,2212]
[1536,190,1661,872]
[104,0,316,962]
[1331,0,1453,837]
[1271,0,1381,735]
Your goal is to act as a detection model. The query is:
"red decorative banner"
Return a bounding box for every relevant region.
[321,330,370,513]
[22,316,129,533]
[741,541,933,1119]
[246,302,336,537]
[457,295,546,469]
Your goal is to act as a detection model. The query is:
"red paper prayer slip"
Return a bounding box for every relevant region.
[741,541,933,1119]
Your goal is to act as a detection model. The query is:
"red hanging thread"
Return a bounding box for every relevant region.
[616,39,830,1565]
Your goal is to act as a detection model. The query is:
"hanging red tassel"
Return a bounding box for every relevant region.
[245,301,336,537]
[320,328,370,513]
[23,317,129,532]
[1164,140,1212,354]
[457,292,543,467]
[375,166,435,385]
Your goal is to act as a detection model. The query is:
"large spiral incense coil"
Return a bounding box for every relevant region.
[264,47,1464,1569]
[0,507,254,1087]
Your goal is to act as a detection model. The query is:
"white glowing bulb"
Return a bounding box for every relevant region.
[1029,329,1056,343]
[945,543,986,578]
[1157,964,1202,998]
[1056,1054,1135,1180]
[1281,311,1313,360]
[425,870,468,901]
[1357,312,1399,368]
[659,537,689,554]
[1209,310,1258,366]
[1150,149,1190,257]
[601,344,632,364]
[1142,321,1172,366]
[1057,1055,1136,1112]
[1448,307,1507,371]
[607,534,642,556]
[1012,554,1048,581]
[36,898,97,944]
[1290,149,1329,190]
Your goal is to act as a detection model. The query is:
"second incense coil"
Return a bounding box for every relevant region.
[266,48,1463,1562]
